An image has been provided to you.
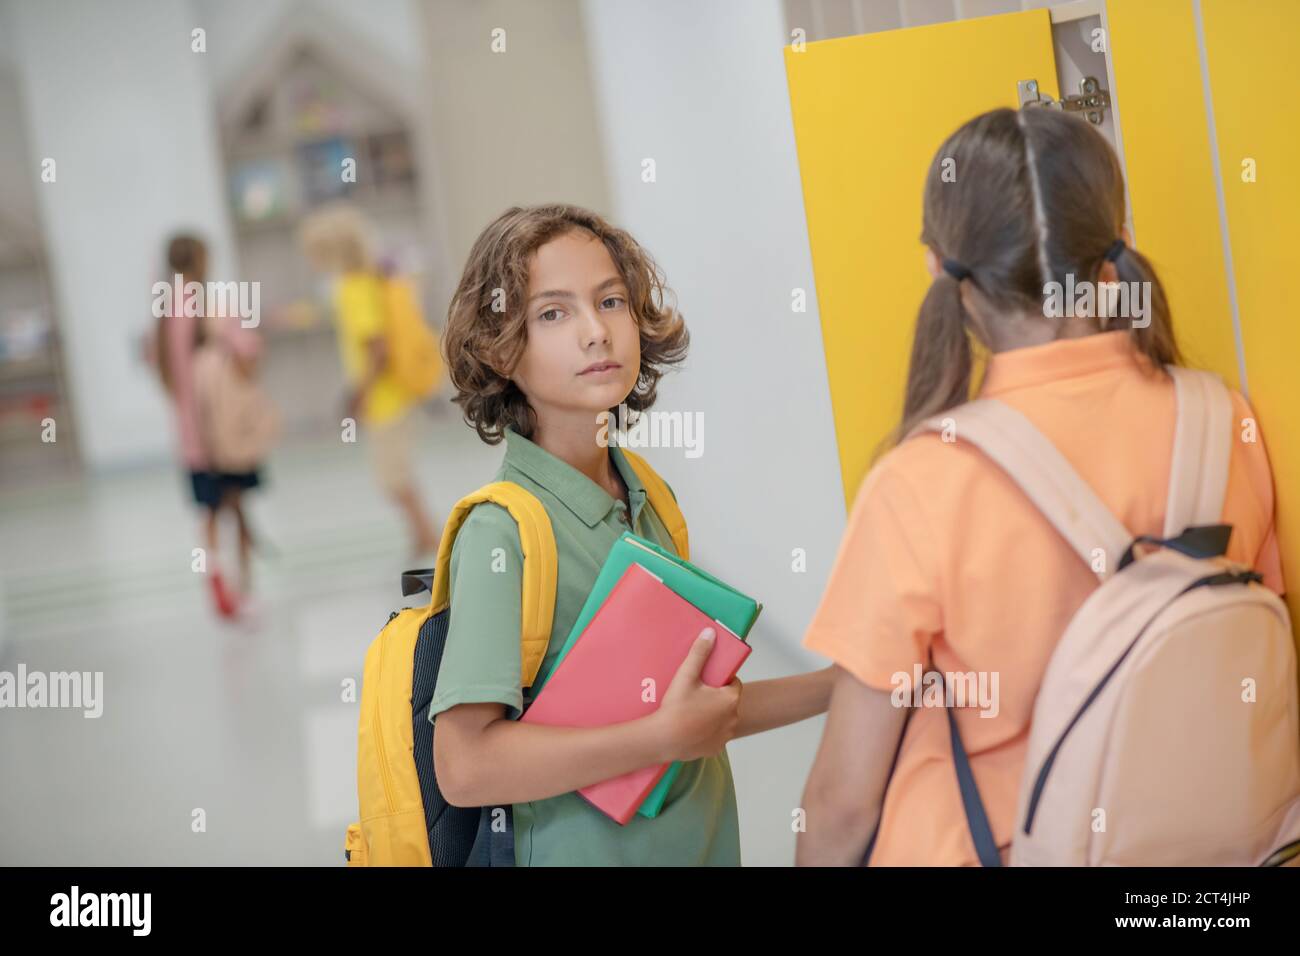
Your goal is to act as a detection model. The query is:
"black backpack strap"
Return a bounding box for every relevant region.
[466,805,515,867]
[401,568,435,596]
[946,705,1001,867]
[936,666,1002,868]
[1117,523,1233,572]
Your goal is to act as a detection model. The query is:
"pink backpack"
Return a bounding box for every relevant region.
[921,366,1300,866]
[193,340,280,473]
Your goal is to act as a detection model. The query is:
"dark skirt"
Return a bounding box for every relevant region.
[187,469,262,510]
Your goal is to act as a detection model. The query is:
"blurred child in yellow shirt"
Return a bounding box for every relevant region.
[301,205,439,558]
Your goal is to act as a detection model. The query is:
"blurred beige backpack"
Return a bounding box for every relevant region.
[919,366,1300,867]
[194,340,280,473]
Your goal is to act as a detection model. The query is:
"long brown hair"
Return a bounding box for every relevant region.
[443,204,690,444]
[888,107,1180,449]
[156,233,208,395]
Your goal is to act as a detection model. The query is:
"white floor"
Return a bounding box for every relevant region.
[0,406,828,866]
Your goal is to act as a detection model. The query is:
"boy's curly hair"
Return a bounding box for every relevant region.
[443,204,690,444]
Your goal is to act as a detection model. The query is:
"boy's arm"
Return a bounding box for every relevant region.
[436,632,736,807]
[435,702,671,807]
[431,506,739,807]
[732,665,835,739]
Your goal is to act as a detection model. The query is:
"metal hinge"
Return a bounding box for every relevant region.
[1018,76,1110,125]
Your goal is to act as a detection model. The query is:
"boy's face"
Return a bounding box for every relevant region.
[511,230,641,429]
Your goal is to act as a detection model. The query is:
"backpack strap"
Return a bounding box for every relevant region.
[429,482,558,689]
[619,448,690,561]
[916,400,1131,582]
[1163,365,1233,539]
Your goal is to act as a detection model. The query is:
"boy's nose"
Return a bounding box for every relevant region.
[579,309,611,347]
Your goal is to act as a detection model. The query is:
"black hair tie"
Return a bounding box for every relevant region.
[1104,238,1127,262]
[942,258,972,282]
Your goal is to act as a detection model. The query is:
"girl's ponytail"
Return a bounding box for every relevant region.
[1109,243,1180,369]
[889,273,976,450]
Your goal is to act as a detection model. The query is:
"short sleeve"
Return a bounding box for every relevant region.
[802,458,942,691]
[428,502,527,722]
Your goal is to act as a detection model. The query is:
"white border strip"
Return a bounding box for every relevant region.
[1193,0,1250,395]
[1050,0,1101,25]
[1099,0,1136,244]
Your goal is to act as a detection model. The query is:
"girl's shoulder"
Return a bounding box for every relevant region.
[862,428,982,499]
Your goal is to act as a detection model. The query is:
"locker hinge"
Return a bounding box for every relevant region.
[1017,76,1109,125]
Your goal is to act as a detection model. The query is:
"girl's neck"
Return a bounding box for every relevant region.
[981,311,1102,352]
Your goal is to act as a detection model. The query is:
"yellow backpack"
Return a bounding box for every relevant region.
[344,449,688,866]
[380,275,444,400]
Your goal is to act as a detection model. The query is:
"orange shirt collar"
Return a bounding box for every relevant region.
[978,330,1150,397]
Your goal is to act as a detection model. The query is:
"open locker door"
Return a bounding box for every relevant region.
[784,9,1060,508]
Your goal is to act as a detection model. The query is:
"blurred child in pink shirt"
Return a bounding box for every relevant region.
[155,234,268,619]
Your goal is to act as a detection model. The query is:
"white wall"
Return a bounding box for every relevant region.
[0,69,41,252]
[4,0,422,472]
[0,2,39,251]
[581,0,847,662]
[8,0,237,470]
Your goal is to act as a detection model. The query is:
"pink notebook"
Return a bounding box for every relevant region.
[520,562,751,824]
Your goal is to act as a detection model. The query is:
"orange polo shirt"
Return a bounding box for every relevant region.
[802,330,1284,867]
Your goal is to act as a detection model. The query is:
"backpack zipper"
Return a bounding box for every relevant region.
[1022,637,1137,835]
[1261,838,1300,867]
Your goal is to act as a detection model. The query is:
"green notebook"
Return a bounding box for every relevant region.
[536,531,762,819]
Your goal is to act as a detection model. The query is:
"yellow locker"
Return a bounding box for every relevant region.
[787,1,1295,642]
[784,10,1060,508]
[1108,0,1298,641]
[1104,0,1240,384]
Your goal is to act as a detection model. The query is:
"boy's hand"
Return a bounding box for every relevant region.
[653,628,741,762]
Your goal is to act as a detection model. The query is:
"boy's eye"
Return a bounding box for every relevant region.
[600,295,626,309]
[538,308,564,322]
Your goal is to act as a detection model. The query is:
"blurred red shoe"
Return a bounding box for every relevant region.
[209,570,239,619]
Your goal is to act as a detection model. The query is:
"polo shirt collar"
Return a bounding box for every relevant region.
[979,330,1149,397]
[502,426,648,528]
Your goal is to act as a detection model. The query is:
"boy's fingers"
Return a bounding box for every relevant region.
[674,628,716,683]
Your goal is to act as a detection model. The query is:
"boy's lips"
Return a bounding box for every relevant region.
[578,361,622,376]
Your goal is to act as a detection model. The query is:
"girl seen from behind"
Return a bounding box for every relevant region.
[797,107,1284,866]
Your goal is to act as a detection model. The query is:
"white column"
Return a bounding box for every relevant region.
[9,0,236,470]
[581,0,846,662]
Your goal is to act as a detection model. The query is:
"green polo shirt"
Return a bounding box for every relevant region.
[428,426,741,866]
